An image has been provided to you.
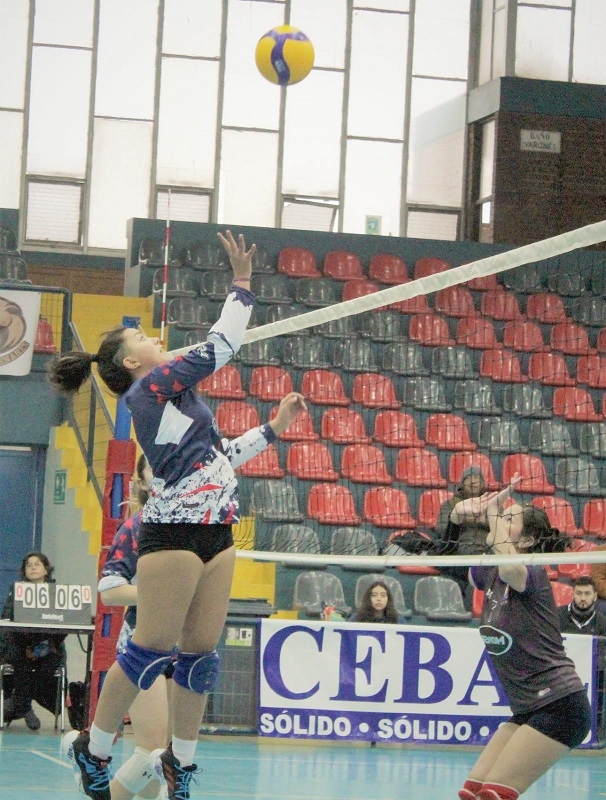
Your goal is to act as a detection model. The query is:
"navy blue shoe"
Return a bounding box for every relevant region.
[152,744,200,800]
[70,730,112,800]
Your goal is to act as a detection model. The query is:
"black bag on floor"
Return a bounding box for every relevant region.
[66,681,87,730]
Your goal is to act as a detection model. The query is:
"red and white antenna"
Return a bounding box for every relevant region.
[159,189,172,347]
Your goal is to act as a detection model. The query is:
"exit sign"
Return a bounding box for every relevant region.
[54,469,67,504]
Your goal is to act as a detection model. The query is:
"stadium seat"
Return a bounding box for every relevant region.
[358,310,406,342]
[239,445,285,478]
[322,408,371,444]
[453,379,501,416]
[409,313,455,346]
[582,499,606,538]
[547,271,586,297]
[330,527,379,557]
[403,376,451,412]
[389,294,430,315]
[479,349,526,382]
[413,257,450,279]
[448,452,500,491]
[502,383,550,418]
[576,355,606,389]
[527,352,575,386]
[166,297,212,329]
[431,346,477,379]
[250,479,304,522]
[369,253,409,285]
[282,335,330,370]
[456,317,500,350]
[363,487,416,528]
[323,251,364,281]
[382,342,428,376]
[502,320,547,353]
[332,339,379,372]
[197,364,246,399]
[307,483,361,526]
[425,414,477,452]
[183,327,213,348]
[531,495,582,537]
[558,539,596,580]
[0,253,29,283]
[249,366,293,402]
[271,525,322,566]
[302,369,350,406]
[599,328,606,354]
[183,241,224,271]
[269,404,319,441]
[385,531,442,575]
[528,419,577,456]
[287,442,339,481]
[294,572,350,617]
[434,285,477,318]
[198,270,233,299]
[342,279,380,302]
[0,225,18,253]
[277,247,321,278]
[464,273,499,291]
[480,289,524,321]
[550,321,594,356]
[417,489,454,530]
[579,422,606,458]
[153,267,196,297]
[395,448,447,487]
[551,581,574,607]
[236,339,280,366]
[341,444,392,484]
[555,457,606,496]
[502,454,554,494]
[33,318,56,354]
[139,238,181,268]
[553,387,603,422]
[215,401,259,437]
[476,418,522,453]
[373,411,424,449]
[502,264,542,293]
[251,273,293,304]
[413,576,472,622]
[264,303,308,332]
[295,277,340,307]
[570,296,606,328]
[355,574,411,618]
[314,316,357,339]
[352,373,400,409]
[526,293,567,324]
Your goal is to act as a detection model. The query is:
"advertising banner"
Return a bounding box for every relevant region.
[0,289,41,376]
[258,619,597,746]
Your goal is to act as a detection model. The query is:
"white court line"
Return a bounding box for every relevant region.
[31,749,71,769]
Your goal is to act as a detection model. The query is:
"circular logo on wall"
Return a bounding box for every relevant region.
[0,295,27,355]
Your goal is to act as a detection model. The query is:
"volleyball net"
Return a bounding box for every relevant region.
[167,220,606,573]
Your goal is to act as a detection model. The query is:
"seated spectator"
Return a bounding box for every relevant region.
[0,552,66,730]
[349,581,407,624]
[558,576,606,636]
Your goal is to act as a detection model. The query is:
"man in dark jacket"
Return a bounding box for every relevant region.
[558,576,606,636]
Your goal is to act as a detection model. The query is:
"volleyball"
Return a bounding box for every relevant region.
[255,25,315,86]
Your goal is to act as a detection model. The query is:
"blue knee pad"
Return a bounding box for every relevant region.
[173,649,220,694]
[117,639,174,690]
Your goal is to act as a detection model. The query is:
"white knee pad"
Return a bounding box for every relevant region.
[114,747,157,794]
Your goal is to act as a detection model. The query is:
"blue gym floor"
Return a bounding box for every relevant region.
[1,713,606,799]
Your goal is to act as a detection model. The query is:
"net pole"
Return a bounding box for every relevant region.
[159,189,172,347]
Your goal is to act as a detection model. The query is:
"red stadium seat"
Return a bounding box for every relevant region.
[551,582,573,607]
[387,530,441,574]
[277,247,321,277]
[363,487,416,528]
[197,364,246,400]
[448,453,500,491]
[502,454,554,494]
[395,448,447,488]
[526,293,567,324]
[531,495,583,537]
[409,313,454,347]
[576,355,606,389]
[238,445,285,478]
[558,539,596,580]
[307,483,361,525]
[582,499,606,538]
[215,401,259,437]
[351,373,400,409]
[269,404,319,441]
[464,274,499,291]
[323,251,364,281]
[480,290,524,321]
[321,408,371,444]
[249,366,293,402]
[373,411,424,448]
[342,279,382,303]
[414,257,450,279]
[287,442,339,481]
[553,387,604,422]
[598,328,606,353]
[456,317,501,350]
[417,489,453,529]
[434,286,477,318]
[301,369,350,406]
[479,349,526,382]
[550,321,594,356]
[527,352,575,386]
[369,253,409,285]
[389,294,431,315]
[502,320,546,353]
[341,444,392,485]
[425,413,476,452]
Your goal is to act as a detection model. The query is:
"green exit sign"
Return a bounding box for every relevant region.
[54,469,67,504]
[365,215,382,235]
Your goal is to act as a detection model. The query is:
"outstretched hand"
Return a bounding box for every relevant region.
[217,230,256,280]
[269,392,307,437]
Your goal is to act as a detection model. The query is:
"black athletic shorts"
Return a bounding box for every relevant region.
[510,690,591,748]
[138,522,234,563]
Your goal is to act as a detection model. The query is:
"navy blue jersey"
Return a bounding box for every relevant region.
[98,510,141,633]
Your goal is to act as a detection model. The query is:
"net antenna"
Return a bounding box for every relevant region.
[159,188,172,347]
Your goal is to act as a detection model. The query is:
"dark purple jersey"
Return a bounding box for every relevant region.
[471,565,584,714]
[98,510,141,632]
